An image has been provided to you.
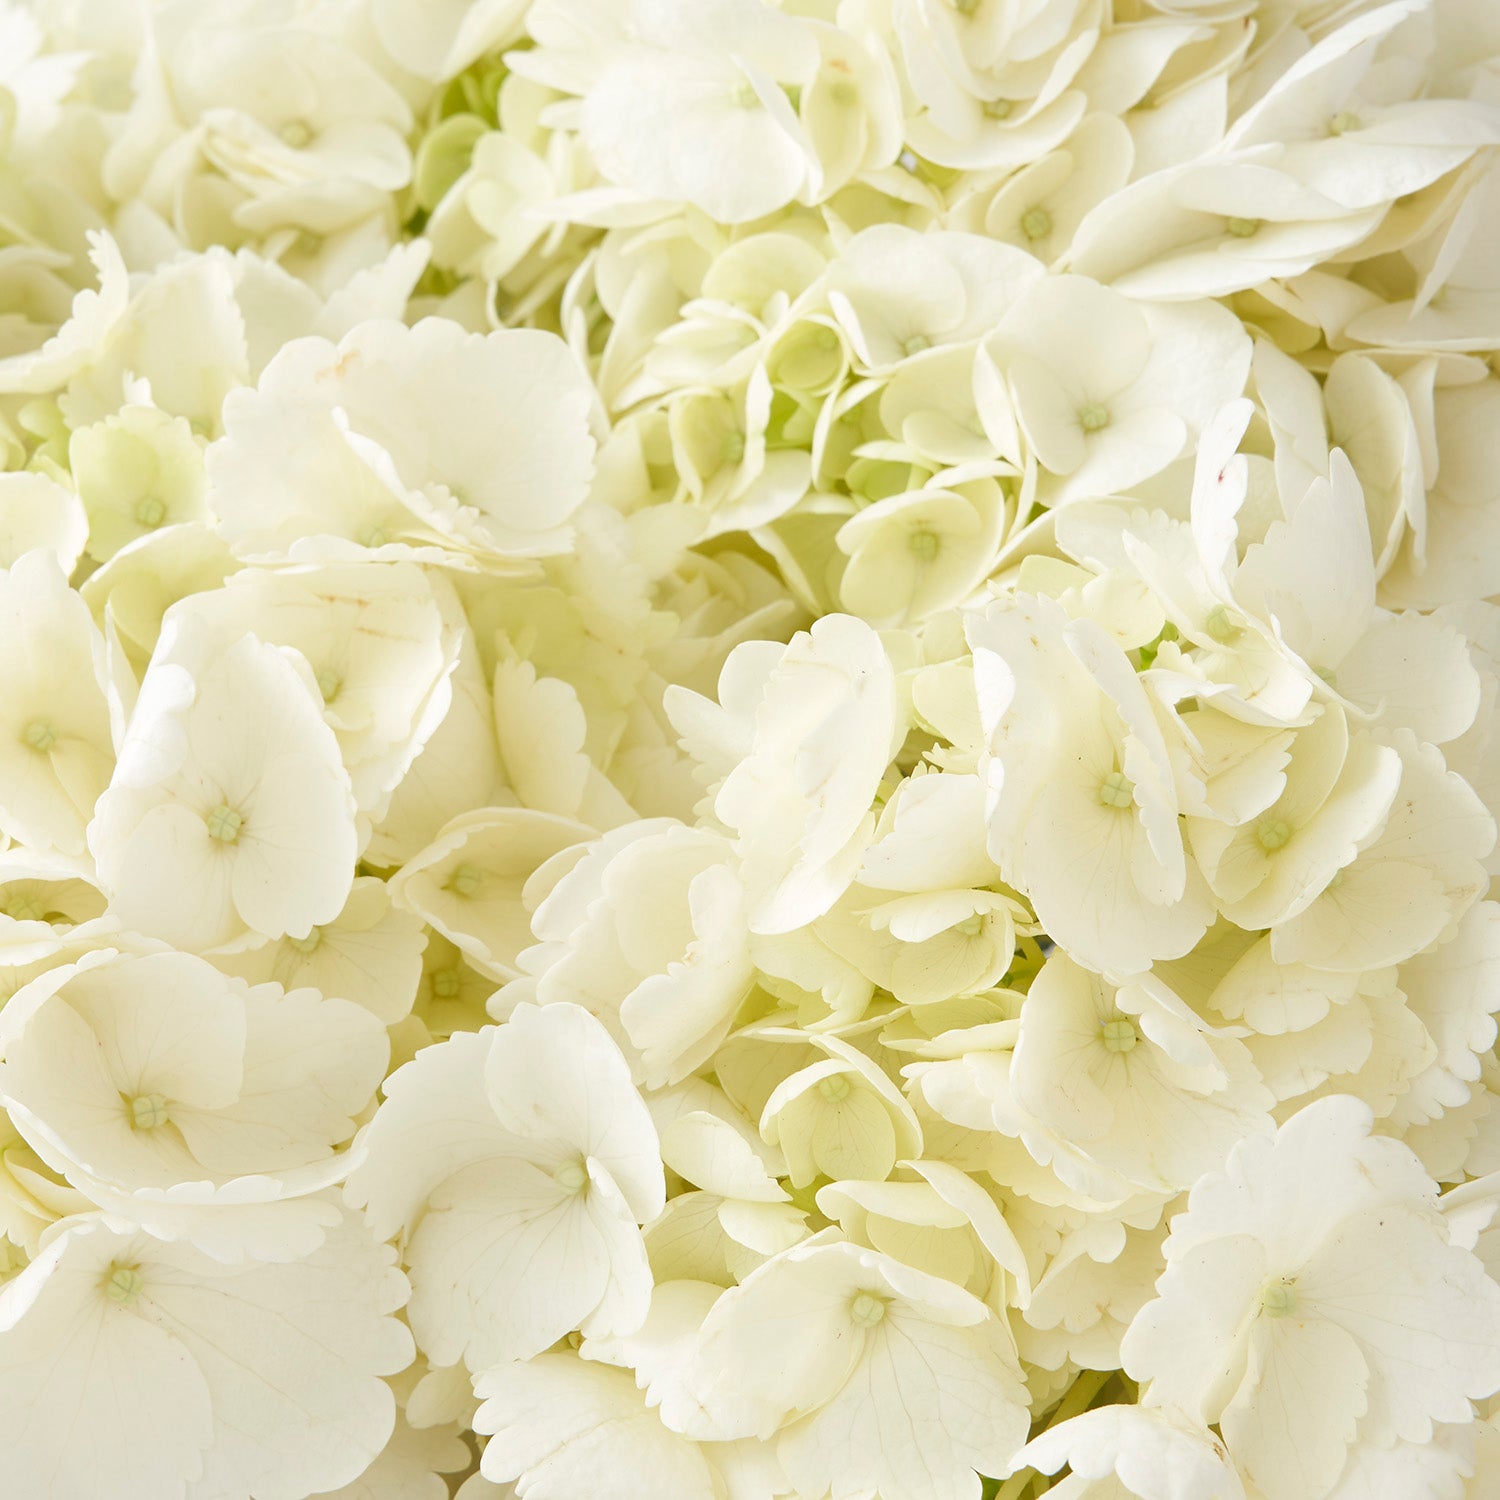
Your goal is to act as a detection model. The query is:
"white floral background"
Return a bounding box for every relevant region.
[0,1,1497,1497]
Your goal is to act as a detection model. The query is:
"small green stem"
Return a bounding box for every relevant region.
[987,1370,1115,1500]
[1045,1366,1112,1431]
[993,1469,1036,1500]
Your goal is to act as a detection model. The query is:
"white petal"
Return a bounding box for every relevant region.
[476,1352,720,1500]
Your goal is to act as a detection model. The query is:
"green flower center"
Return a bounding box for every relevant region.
[205,804,243,843]
[553,1158,587,1192]
[1261,1279,1298,1318]
[1020,206,1053,241]
[3,892,44,922]
[1101,1017,1138,1054]
[449,863,483,898]
[850,1292,888,1327]
[431,968,461,999]
[908,528,940,562]
[1256,817,1292,852]
[818,1074,852,1103]
[128,1093,170,1130]
[22,720,58,752]
[1098,771,1134,809]
[1226,217,1261,239]
[1079,402,1111,433]
[105,1264,145,1308]
[135,496,166,528]
[279,118,313,149]
[1204,605,1240,643]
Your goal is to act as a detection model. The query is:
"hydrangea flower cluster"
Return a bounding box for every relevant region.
[0,0,1498,1496]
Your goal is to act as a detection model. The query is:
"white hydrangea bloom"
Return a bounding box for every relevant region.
[0,470,90,574]
[389,806,592,980]
[529,0,820,223]
[165,561,466,822]
[760,1031,924,1189]
[1122,1096,1500,1499]
[346,1003,663,1371]
[816,1159,1031,1315]
[822,227,1045,375]
[1014,1403,1247,1500]
[1187,704,1402,934]
[0,0,1495,1494]
[89,621,358,952]
[886,0,1099,172]
[1232,452,1483,740]
[1070,2,1500,298]
[666,614,903,935]
[970,593,1213,975]
[0,1208,411,1500]
[104,0,414,244]
[68,403,208,563]
[0,947,388,1256]
[1269,729,1493,971]
[475,1351,723,1499]
[837,482,1010,629]
[208,318,598,560]
[984,274,1252,504]
[1388,900,1500,1132]
[0,549,114,856]
[511,817,754,1086]
[210,876,427,1027]
[672,1236,1030,1500]
[374,0,528,83]
[0,232,129,398]
[1011,953,1275,1196]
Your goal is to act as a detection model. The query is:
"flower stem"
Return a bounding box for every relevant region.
[1045,1366,1112,1431]
[993,1470,1035,1500]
